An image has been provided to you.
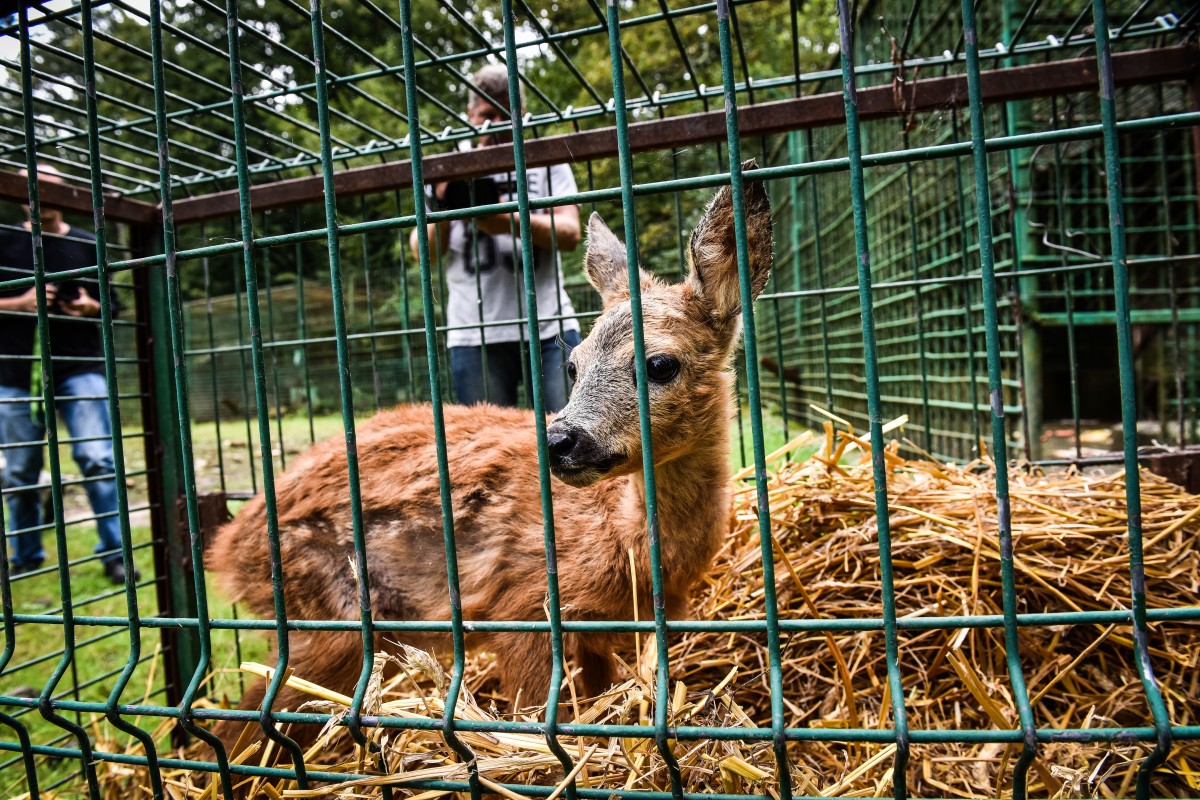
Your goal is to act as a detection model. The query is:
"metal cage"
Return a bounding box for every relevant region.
[0,0,1198,797]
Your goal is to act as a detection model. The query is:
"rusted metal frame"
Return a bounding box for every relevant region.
[4,46,1194,226]
[165,45,1200,223]
[0,170,159,225]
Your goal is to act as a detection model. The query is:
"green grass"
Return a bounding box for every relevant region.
[187,412,348,496]
[730,403,815,472]
[0,523,161,794]
[0,516,270,795]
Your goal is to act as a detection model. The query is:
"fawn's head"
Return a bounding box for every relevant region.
[547,161,773,488]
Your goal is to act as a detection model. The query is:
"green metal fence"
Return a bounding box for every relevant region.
[0,0,1198,797]
[761,0,1200,462]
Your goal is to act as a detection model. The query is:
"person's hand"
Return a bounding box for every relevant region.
[11,284,55,313]
[475,212,516,236]
[434,182,449,200]
[58,287,101,318]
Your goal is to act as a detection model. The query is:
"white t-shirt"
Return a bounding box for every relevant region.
[443,162,580,347]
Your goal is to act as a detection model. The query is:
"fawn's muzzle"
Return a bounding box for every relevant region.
[546,422,624,486]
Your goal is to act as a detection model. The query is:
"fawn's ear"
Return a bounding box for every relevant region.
[686,160,773,324]
[584,212,632,308]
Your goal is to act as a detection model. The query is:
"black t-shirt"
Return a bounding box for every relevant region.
[0,225,117,390]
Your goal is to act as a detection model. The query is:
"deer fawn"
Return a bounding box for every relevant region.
[208,162,773,747]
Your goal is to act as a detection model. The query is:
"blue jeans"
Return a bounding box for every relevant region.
[450,329,580,413]
[0,372,123,569]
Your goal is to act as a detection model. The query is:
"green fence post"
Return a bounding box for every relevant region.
[17,9,100,794]
[396,0,482,795]
[221,0,309,781]
[132,224,201,726]
[141,1,236,794]
[833,2,911,794]
[960,0,1040,794]
[713,0,793,792]
[78,2,165,790]
[1091,1,1174,795]
[1002,0,1042,462]
[603,2,685,795]
[306,0,378,753]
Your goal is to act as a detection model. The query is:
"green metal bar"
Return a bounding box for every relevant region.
[147,0,236,790]
[1049,94,1083,458]
[901,129,933,454]
[392,192,417,403]
[786,133,804,403]
[77,1,164,794]
[231,247,259,494]
[949,107,984,456]
[727,1,755,105]
[603,2,683,794]
[540,158,568,396]
[17,7,101,795]
[713,0,791,792]
[261,218,289,469]
[0,415,38,799]
[467,179,492,404]
[801,130,835,411]
[222,0,309,780]
[3,722,1199,782]
[496,5,576,791]
[294,207,319,437]
[396,0,481,792]
[140,234,205,728]
[1155,88,1185,447]
[9,603,1200,634]
[960,0,1040,793]
[1090,1,1174,795]
[198,232,229,493]
[833,2,910,794]
[307,0,377,750]
[359,199,384,411]
[998,101,1041,462]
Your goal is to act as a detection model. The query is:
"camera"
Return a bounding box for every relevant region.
[438,176,501,211]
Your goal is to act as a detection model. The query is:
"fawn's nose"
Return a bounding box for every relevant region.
[546,428,577,461]
[547,421,625,485]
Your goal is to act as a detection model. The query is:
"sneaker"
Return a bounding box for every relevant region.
[103,560,142,585]
[8,561,43,577]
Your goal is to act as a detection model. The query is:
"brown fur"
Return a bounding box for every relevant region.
[207,161,773,750]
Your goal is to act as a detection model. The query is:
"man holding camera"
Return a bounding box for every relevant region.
[410,63,582,412]
[0,169,133,584]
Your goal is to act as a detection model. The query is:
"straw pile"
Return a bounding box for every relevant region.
[91,423,1200,798]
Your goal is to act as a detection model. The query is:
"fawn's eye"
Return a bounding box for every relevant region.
[566,361,577,381]
[645,354,681,384]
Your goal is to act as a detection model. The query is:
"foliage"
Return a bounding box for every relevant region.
[3,0,843,302]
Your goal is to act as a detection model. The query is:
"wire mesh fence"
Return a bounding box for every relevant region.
[0,0,1198,797]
